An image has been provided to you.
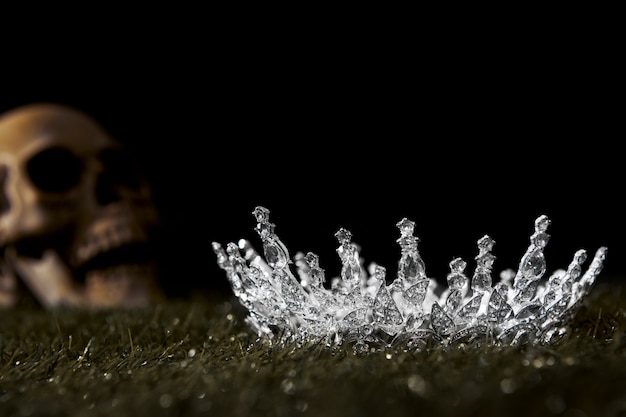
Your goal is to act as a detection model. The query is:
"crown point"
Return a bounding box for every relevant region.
[335,228,352,244]
[535,215,551,232]
[477,235,496,252]
[304,252,320,268]
[396,218,415,235]
[574,249,588,264]
[253,206,270,222]
[449,257,467,273]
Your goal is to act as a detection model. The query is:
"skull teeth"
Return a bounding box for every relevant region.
[85,263,155,280]
[75,222,147,266]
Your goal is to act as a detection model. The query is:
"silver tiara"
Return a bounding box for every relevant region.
[213,207,607,352]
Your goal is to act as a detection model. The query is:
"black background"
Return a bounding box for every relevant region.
[1,25,623,300]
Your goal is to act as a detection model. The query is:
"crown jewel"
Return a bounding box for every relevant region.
[213,207,607,351]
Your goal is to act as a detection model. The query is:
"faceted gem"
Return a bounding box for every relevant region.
[447,272,466,290]
[521,249,546,280]
[476,252,496,269]
[373,284,404,327]
[531,231,550,248]
[487,290,513,322]
[264,239,288,269]
[457,295,483,322]
[399,254,426,282]
[445,289,463,313]
[403,279,430,306]
[471,271,491,292]
[431,302,455,336]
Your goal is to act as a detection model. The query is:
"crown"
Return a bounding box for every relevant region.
[212,206,607,352]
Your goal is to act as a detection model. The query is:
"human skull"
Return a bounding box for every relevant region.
[0,103,163,308]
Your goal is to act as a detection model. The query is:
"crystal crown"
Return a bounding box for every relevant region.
[213,207,607,351]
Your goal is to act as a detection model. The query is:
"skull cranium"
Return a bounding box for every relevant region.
[0,103,163,308]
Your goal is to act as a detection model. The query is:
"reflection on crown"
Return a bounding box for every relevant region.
[213,207,607,352]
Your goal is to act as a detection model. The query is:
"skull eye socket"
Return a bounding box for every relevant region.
[0,165,10,214]
[98,148,142,189]
[26,147,83,193]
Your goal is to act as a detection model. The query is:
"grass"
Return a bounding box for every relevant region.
[1,282,625,417]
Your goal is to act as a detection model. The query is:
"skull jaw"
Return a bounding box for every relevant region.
[0,261,19,308]
[5,246,163,308]
[6,247,83,308]
[84,263,163,308]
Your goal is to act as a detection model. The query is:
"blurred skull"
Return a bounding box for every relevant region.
[0,103,163,308]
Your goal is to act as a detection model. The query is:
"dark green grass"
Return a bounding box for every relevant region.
[1,282,625,417]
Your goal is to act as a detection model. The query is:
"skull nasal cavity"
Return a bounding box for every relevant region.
[95,149,142,206]
[95,173,120,205]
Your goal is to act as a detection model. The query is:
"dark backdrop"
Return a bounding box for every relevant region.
[1,46,622,300]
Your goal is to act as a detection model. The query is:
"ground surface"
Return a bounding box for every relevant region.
[1,281,625,417]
